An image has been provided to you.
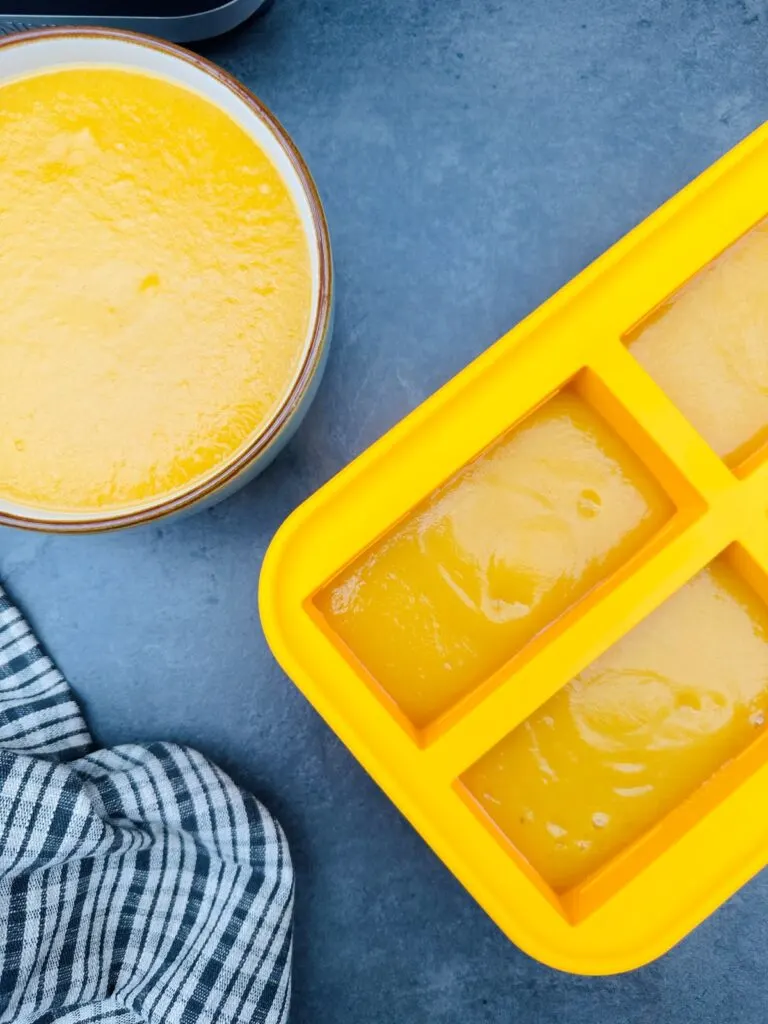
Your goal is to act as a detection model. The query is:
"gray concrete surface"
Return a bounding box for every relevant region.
[3,1,768,1019]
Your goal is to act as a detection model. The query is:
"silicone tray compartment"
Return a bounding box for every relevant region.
[626,217,768,472]
[260,122,768,973]
[312,370,692,742]
[460,544,768,923]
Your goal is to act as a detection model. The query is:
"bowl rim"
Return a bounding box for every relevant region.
[0,24,333,534]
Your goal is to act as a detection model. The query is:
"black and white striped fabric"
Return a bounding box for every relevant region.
[0,584,294,1024]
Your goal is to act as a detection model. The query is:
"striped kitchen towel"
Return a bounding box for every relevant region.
[0,584,294,1024]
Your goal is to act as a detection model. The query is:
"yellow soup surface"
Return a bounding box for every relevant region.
[463,558,768,891]
[317,391,673,728]
[0,67,312,512]
[628,218,768,466]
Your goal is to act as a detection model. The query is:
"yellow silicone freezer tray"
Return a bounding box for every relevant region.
[259,122,768,974]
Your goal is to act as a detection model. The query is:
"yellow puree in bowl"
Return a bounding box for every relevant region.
[0,67,312,513]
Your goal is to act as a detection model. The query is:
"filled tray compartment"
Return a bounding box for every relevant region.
[626,217,768,473]
[460,544,768,917]
[314,370,688,734]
